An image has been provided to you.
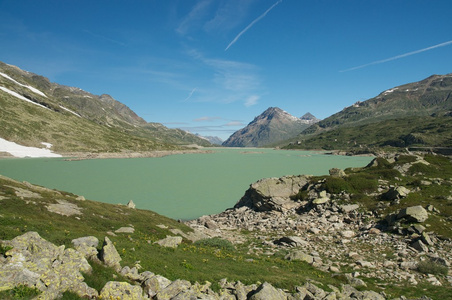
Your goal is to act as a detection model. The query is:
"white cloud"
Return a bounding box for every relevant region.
[194,116,222,122]
[225,121,245,126]
[176,0,213,35]
[244,95,259,107]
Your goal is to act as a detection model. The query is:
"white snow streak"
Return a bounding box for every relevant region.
[0,137,61,158]
[0,72,47,97]
[0,86,50,110]
[59,105,82,117]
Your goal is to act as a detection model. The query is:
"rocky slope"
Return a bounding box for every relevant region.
[222,107,319,147]
[187,153,452,298]
[0,61,211,154]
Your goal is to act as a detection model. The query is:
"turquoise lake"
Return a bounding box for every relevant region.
[0,148,373,220]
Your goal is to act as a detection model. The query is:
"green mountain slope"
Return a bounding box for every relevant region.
[285,74,452,151]
[0,61,211,153]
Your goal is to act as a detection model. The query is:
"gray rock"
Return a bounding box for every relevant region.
[126,199,136,209]
[115,226,135,233]
[397,205,428,223]
[100,236,122,271]
[249,282,287,300]
[143,275,172,298]
[235,175,309,212]
[411,239,429,252]
[277,236,309,247]
[382,186,410,200]
[155,236,183,248]
[329,168,346,177]
[71,236,99,260]
[340,204,359,213]
[99,281,146,299]
[155,279,191,300]
[285,251,314,264]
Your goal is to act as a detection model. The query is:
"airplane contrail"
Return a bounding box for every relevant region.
[225,0,282,51]
[340,39,452,72]
[183,88,197,102]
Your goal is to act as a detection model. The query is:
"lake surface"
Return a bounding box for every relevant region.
[0,148,373,220]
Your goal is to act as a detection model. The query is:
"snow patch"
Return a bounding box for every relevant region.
[0,137,61,158]
[59,105,82,117]
[383,88,398,94]
[0,86,50,110]
[0,72,47,97]
[41,142,52,149]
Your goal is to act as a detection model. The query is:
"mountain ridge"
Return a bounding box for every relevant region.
[222,107,319,147]
[0,61,211,153]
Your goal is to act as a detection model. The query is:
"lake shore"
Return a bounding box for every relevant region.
[60,149,214,160]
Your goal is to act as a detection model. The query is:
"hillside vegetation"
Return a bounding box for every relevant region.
[0,61,211,153]
[284,74,452,152]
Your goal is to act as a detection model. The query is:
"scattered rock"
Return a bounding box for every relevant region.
[397,205,428,223]
[126,199,136,209]
[155,236,183,248]
[99,236,122,271]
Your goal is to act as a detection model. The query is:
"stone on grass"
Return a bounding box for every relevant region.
[285,251,314,264]
[100,236,122,271]
[100,281,145,300]
[397,205,428,223]
[155,236,183,248]
[249,282,287,300]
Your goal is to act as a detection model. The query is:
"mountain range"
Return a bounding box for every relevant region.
[222,107,319,147]
[0,61,211,153]
[285,73,452,151]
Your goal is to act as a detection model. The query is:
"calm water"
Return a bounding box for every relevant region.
[0,148,373,220]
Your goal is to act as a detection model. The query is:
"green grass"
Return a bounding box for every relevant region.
[1,154,452,298]
[0,285,41,300]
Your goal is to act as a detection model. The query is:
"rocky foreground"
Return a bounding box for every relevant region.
[187,154,452,297]
[1,153,451,299]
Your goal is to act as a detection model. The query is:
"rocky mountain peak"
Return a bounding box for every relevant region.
[222,107,318,147]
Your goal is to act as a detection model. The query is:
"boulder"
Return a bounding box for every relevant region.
[71,236,99,260]
[155,279,191,300]
[155,236,183,248]
[285,251,314,264]
[126,199,136,209]
[99,281,146,299]
[329,168,346,177]
[411,239,429,252]
[249,282,287,300]
[143,275,172,298]
[99,236,122,271]
[397,205,428,223]
[234,175,309,212]
[382,186,410,200]
[340,204,359,213]
[115,227,135,234]
[276,236,308,247]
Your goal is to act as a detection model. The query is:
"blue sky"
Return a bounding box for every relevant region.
[1,0,452,140]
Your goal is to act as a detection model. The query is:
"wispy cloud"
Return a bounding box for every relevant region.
[341,39,452,72]
[176,0,212,35]
[244,95,259,107]
[225,0,282,51]
[225,121,245,126]
[194,116,222,122]
[187,49,263,106]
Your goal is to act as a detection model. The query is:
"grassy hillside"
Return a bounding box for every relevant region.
[0,61,211,152]
[1,152,452,298]
[284,114,452,152]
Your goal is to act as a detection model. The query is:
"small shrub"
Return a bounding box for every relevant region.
[0,284,41,299]
[323,177,351,194]
[347,174,378,193]
[0,244,13,255]
[194,237,235,252]
[417,260,448,276]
